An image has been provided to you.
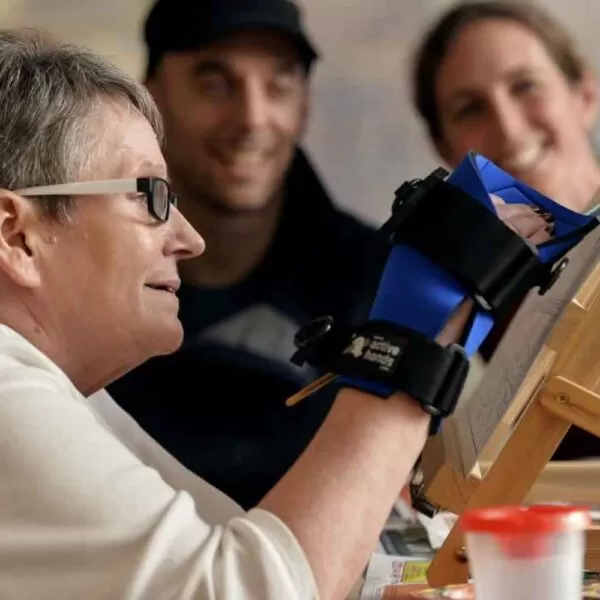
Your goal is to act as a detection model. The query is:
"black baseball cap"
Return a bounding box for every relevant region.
[143,0,320,77]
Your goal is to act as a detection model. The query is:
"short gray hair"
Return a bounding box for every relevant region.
[0,28,164,220]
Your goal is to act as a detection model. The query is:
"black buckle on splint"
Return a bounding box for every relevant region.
[380,169,567,313]
[292,317,470,419]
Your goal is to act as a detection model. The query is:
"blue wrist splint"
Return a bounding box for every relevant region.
[291,152,598,427]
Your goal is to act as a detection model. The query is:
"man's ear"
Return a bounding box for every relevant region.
[144,74,162,106]
[297,78,312,139]
[0,190,43,288]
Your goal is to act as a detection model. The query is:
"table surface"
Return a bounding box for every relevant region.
[348,582,430,600]
[381,584,430,599]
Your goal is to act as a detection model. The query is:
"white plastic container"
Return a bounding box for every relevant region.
[461,504,590,600]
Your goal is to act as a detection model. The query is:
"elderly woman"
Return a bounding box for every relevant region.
[0,28,552,600]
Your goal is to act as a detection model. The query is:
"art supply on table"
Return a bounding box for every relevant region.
[285,372,337,406]
[461,504,591,600]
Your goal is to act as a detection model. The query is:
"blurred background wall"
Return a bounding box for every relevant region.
[2,0,599,224]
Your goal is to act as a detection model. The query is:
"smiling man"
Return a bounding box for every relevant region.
[107,0,383,509]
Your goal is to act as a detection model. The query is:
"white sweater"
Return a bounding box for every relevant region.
[0,324,318,599]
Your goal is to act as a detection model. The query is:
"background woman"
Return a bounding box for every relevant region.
[411,0,600,459]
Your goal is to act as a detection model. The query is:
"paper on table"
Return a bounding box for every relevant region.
[359,554,431,600]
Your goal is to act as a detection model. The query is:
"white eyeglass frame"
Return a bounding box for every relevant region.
[14,177,176,222]
[15,178,142,197]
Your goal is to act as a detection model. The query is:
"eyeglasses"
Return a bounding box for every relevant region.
[14,177,178,222]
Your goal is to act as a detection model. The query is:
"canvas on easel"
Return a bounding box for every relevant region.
[411,225,600,587]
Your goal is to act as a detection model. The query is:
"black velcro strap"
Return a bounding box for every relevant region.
[388,179,545,312]
[331,320,469,417]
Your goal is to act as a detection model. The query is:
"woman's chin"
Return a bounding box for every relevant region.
[146,321,185,359]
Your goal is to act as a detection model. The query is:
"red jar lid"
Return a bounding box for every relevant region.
[461,505,591,535]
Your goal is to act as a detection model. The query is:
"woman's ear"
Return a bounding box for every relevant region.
[0,190,43,288]
[434,135,455,168]
[576,68,600,133]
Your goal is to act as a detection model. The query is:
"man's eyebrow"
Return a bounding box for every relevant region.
[191,59,229,78]
[191,56,303,79]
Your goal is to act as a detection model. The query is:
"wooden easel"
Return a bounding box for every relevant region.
[415,234,600,587]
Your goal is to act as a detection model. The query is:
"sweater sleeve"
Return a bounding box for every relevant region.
[0,366,318,600]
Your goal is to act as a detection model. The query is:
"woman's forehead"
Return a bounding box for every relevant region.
[95,106,166,179]
[436,19,556,98]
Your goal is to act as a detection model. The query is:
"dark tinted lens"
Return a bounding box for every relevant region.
[152,179,169,221]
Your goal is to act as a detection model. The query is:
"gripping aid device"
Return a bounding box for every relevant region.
[290,153,598,429]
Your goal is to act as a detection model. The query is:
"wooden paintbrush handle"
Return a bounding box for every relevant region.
[285,372,338,407]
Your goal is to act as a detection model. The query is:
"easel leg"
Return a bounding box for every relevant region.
[585,529,600,571]
[426,397,570,587]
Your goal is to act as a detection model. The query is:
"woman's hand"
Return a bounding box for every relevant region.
[438,195,554,347]
[490,194,554,245]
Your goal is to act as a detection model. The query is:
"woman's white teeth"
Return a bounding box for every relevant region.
[503,143,544,171]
